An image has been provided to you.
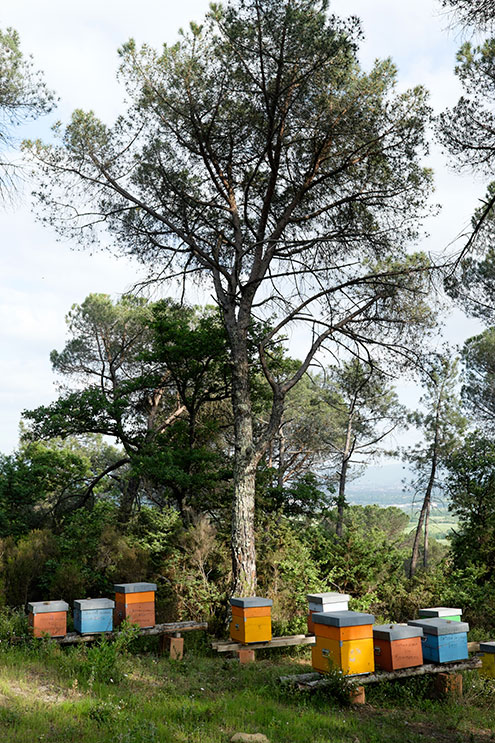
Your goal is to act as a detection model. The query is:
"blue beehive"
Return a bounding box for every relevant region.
[407,618,469,663]
[74,598,115,634]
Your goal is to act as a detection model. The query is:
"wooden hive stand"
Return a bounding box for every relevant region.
[279,656,482,705]
[17,621,208,661]
[212,634,316,663]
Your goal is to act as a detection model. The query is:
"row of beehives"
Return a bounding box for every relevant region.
[27,582,157,637]
[228,593,495,678]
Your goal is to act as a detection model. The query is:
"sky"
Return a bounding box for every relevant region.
[0,0,487,455]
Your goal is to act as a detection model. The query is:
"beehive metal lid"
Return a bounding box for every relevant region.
[114,582,157,593]
[306,592,350,604]
[27,600,69,614]
[419,607,462,618]
[480,641,495,654]
[407,618,469,636]
[230,596,273,608]
[312,610,374,627]
[74,598,115,611]
[373,624,423,641]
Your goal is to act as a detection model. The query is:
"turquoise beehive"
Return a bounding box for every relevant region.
[74,598,114,634]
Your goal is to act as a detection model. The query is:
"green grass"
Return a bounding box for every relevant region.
[0,636,494,742]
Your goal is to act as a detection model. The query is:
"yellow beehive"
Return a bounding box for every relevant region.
[229,597,272,644]
[311,635,375,676]
[312,610,374,676]
[480,642,495,678]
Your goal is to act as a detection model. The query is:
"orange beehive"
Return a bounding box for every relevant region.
[28,600,69,638]
[114,582,157,628]
[373,624,424,671]
[229,597,272,644]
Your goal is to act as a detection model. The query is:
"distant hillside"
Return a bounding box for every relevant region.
[344,461,457,541]
[345,461,413,508]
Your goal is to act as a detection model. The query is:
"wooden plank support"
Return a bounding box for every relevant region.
[15,621,208,646]
[279,657,482,689]
[212,634,315,653]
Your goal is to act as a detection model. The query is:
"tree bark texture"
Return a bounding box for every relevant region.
[409,454,436,578]
[230,335,258,595]
[423,495,431,569]
[336,414,354,538]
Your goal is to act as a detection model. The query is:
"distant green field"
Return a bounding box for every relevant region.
[405,508,458,543]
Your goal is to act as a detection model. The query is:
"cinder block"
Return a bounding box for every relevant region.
[433,672,463,698]
[238,648,256,664]
[349,685,366,704]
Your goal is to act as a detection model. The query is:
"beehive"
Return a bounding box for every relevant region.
[311,610,374,676]
[74,598,115,634]
[373,624,424,671]
[480,641,495,678]
[114,582,157,628]
[229,597,272,644]
[306,592,350,634]
[28,600,69,638]
[407,618,469,663]
[419,607,462,622]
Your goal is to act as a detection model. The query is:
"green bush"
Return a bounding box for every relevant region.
[0,607,29,644]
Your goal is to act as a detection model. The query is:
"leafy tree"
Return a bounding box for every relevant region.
[260,368,347,488]
[0,27,54,200]
[439,4,495,306]
[324,359,404,537]
[304,506,408,612]
[461,327,495,427]
[26,0,435,592]
[345,504,409,543]
[445,430,495,576]
[0,436,120,538]
[23,294,232,520]
[404,354,467,577]
[441,1,495,32]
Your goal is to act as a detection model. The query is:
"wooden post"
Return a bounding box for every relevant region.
[433,673,463,698]
[349,685,366,705]
[158,633,184,660]
[238,648,256,664]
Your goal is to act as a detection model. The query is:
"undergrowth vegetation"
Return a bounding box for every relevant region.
[0,633,494,743]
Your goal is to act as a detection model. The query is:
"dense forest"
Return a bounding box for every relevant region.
[1,0,495,642]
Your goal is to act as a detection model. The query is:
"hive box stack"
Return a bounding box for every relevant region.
[373,624,424,671]
[480,641,495,678]
[114,582,157,628]
[407,618,469,663]
[306,592,350,634]
[229,597,272,644]
[28,600,69,638]
[74,598,115,634]
[311,610,375,676]
[419,607,462,622]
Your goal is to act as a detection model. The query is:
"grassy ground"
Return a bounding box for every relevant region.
[0,634,494,742]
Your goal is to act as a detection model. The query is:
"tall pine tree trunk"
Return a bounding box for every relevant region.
[118,474,140,523]
[409,454,436,578]
[409,405,441,579]
[336,415,354,538]
[423,496,431,569]
[230,336,258,596]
